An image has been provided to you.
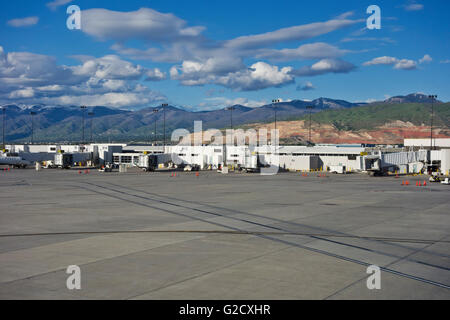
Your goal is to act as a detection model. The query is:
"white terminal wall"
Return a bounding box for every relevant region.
[170,145,223,168]
[441,149,450,174]
[278,155,320,171]
[404,138,450,148]
[257,146,363,171]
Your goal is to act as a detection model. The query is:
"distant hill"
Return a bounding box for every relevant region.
[0,97,362,143]
[382,93,442,104]
[0,94,447,143]
[244,102,450,145]
[298,102,450,131]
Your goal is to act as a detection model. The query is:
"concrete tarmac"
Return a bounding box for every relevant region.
[0,168,449,299]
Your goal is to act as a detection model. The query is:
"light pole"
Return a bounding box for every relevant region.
[88,112,94,143]
[428,95,437,151]
[1,107,5,150]
[226,106,235,130]
[80,106,87,144]
[306,105,314,144]
[226,106,235,148]
[152,108,159,144]
[161,103,168,152]
[272,99,280,143]
[223,106,236,167]
[30,111,36,144]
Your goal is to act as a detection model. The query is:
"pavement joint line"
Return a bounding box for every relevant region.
[1,230,448,244]
[80,181,450,290]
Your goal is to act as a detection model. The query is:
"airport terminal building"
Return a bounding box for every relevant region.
[3,138,450,175]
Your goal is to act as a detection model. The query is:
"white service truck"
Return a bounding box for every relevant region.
[329,165,346,174]
[137,154,158,172]
[54,153,73,169]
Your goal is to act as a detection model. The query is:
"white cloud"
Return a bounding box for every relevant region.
[440,59,450,64]
[0,48,81,90]
[256,42,345,61]
[340,37,395,44]
[104,11,359,58]
[297,81,315,91]
[101,79,126,91]
[363,56,419,70]
[71,55,145,80]
[7,16,39,27]
[363,56,398,66]
[419,54,432,64]
[169,66,179,78]
[172,57,245,79]
[145,68,166,81]
[81,8,205,42]
[404,3,424,11]
[224,17,359,50]
[172,61,294,91]
[78,8,361,89]
[216,62,294,91]
[0,46,165,108]
[45,92,164,108]
[393,59,417,70]
[46,0,73,11]
[36,85,64,92]
[291,58,356,76]
[335,11,355,20]
[3,8,371,103]
[9,88,35,99]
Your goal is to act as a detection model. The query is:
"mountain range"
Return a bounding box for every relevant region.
[0,93,447,143]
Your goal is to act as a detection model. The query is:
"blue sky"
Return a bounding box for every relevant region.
[1,0,449,110]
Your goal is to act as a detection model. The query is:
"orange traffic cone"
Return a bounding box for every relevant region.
[416,181,419,187]
[171,173,173,177]
[419,181,422,186]
[196,172,199,177]
[406,180,409,185]
[423,181,427,186]
[174,173,177,177]
[401,180,404,186]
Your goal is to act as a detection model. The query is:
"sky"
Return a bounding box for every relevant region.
[1,0,449,111]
